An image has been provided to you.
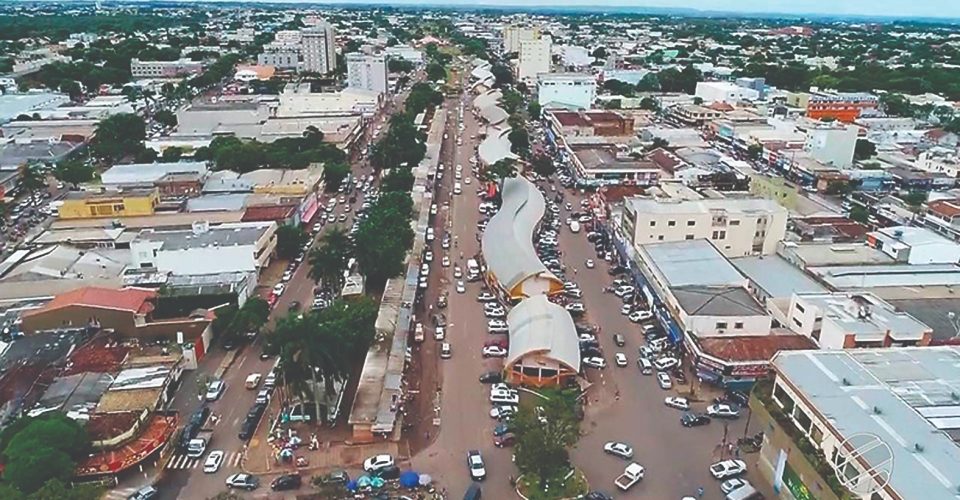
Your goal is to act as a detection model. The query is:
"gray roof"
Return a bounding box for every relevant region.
[887,297,960,342]
[137,224,267,250]
[481,176,555,293]
[731,255,827,299]
[773,347,960,500]
[506,294,580,372]
[101,161,208,187]
[479,104,508,125]
[478,127,517,166]
[672,286,767,317]
[185,193,249,212]
[625,197,784,216]
[641,239,746,288]
[807,264,960,289]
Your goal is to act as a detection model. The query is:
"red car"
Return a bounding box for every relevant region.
[494,433,516,447]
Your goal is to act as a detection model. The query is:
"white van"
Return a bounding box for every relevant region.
[453,182,462,195]
[638,357,653,375]
[467,258,480,275]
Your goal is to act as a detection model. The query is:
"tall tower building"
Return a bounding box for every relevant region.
[346,53,389,95]
[518,36,552,83]
[300,23,337,74]
[503,24,541,54]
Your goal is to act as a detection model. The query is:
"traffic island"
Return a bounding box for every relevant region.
[515,468,589,500]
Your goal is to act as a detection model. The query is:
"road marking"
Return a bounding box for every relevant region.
[231,451,244,467]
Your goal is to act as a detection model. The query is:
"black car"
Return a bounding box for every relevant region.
[585,492,614,500]
[238,403,266,440]
[580,346,603,358]
[373,465,400,480]
[724,389,750,407]
[614,334,625,347]
[479,371,503,384]
[271,474,302,491]
[681,413,711,427]
[321,470,350,485]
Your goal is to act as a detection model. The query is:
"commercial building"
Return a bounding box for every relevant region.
[502,24,541,53]
[346,53,389,95]
[567,145,660,186]
[301,23,337,74]
[505,295,580,387]
[481,176,562,300]
[866,225,960,265]
[59,188,160,220]
[100,161,209,190]
[922,199,960,241]
[803,122,858,168]
[547,110,633,137]
[785,292,932,348]
[788,90,879,123]
[751,347,960,500]
[129,59,203,79]
[668,104,724,126]
[517,36,551,83]
[384,45,423,64]
[537,73,596,110]
[130,221,277,277]
[622,197,788,257]
[694,81,760,104]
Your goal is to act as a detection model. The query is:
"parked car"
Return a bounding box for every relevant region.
[582,356,606,369]
[664,397,690,410]
[707,403,741,419]
[603,441,634,459]
[225,474,260,490]
[681,413,711,427]
[479,371,503,384]
[205,380,225,401]
[494,432,516,447]
[615,352,628,367]
[656,372,672,389]
[466,450,486,481]
[271,474,302,491]
[709,460,747,480]
[482,345,507,358]
[363,454,395,473]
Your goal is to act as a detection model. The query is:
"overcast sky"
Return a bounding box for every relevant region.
[262,0,958,19]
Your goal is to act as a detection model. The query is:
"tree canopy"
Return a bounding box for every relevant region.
[276,225,309,261]
[91,113,146,161]
[53,159,95,188]
[353,191,414,286]
[1,413,91,495]
[309,226,353,289]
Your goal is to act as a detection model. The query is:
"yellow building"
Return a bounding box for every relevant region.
[59,188,160,219]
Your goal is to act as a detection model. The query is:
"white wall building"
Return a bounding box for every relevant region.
[916,148,960,178]
[867,225,960,265]
[803,123,858,168]
[517,36,551,83]
[385,45,423,64]
[346,53,388,95]
[130,221,277,277]
[301,23,337,74]
[258,45,300,70]
[623,197,788,257]
[537,73,596,110]
[694,81,760,104]
[503,24,541,53]
[785,292,931,349]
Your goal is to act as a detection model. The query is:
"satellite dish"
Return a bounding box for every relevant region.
[831,432,893,496]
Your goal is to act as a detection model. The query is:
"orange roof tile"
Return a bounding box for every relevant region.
[23,287,157,319]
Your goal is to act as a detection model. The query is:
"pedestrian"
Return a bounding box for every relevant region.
[697,486,705,498]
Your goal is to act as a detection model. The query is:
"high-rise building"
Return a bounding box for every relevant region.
[346,53,388,95]
[301,23,337,75]
[503,24,541,53]
[517,36,551,83]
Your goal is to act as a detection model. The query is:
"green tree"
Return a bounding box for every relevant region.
[879,93,913,117]
[638,97,659,111]
[481,159,518,182]
[693,96,704,105]
[53,159,94,188]
[648,137,670,151]
[18,163,47,196]
[425,62,446,81]
[387,58,414,73]
[276,225,309,260]
[26,478,102,500]
[381,168,414,193]
[854,139,876,160]
[490,63,513,88]
[154,109,177,128]
[635,73,661,92]
[92,113,146,161]
[323,162,351,192]
[309,226,353,288]
[849,205,870,224]
[747,143,764,161]
[500,89,523,115]
[353,192,414,286]
[512,391,580,490]
[508,128,530,158]
[531,153,555,178]
[602,79,635,97]
[134,147,158,163]
[527,102,542,121]
[58,79,82,101]
[1,414,90,494]
[161,146,184,162]
[903,191,927,207]
[591,46,607,59]
[404,83,443,116]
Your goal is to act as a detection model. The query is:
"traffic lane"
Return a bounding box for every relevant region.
[557,196,762,498]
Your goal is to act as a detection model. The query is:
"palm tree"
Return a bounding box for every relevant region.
[308,226,353,290]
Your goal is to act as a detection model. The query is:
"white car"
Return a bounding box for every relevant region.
[620,304,633,315]
[489,405,518,419]
[656,372,673,390]
[721,478,751,494]
[485,308,506,318]
[203,450,225,473]
[477,292,497,302]
[664,397,690,410]
[585,259,595,269]
[363,454,395,472]
[578,333,597,343]
[565,303,585,313]
[453,265,463,279]
[614,286,636,297]
[456,280,466,294]
[709,459,747,480]
[442,256,451,267]
[464,177,472,185]
[490,391,520,404]
[707,403,741,419]
[603,441,634,459]
[466,450,486,480]
[488,319,508,329]
[583,356,606,369]
[615,352,628,367]
[434,326,445,341]
[205,380,225,401]
[654,357,679,371]
[629,310,653,323]
[425,251,433,262]
[482,345,508,358]
[272,283,285,296]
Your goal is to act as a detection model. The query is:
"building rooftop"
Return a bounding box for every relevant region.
[242,204,297,222]
[64,188,156,201]
[731,255,827,299]
[507,294,580,371]
[641,239,746,288]
[136,223,269,251]
[571,145,658,172]
[773,347,960,500]
[808,264,960,290]
[22,287,156,319]
[887,298,960,343]
[693,331,817,363]
[870,225,958,248]
[798,292,930,339]
[552,110,625,128]
[626,196,784,216]
[672,285,766,317]
[185,193,249,213]
[778,242,894,268]
[100,161,208,187]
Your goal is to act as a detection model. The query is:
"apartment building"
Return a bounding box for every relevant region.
[537,73,596,109]
[257,45,300,70]
[803,122,858,168]
[346,53,388,95]
[130,59,203,79]
[517,36,551,83]
[623,197,788,257]
[301,23,337,74]
[502,24,541,53]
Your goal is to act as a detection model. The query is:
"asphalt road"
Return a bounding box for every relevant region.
[149,90,412,500]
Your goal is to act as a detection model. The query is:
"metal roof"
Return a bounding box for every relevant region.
[807,264,960,289]
[481,176,555,293]
[641,239,746,288]
[506,294,580,372]
[773,347,960,500]
[731,255,827,299]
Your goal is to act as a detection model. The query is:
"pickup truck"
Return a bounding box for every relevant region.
[614,462,645,491]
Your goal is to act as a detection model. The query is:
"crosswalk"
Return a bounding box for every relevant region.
[165,450,244,470]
